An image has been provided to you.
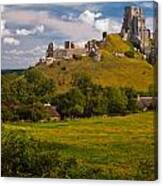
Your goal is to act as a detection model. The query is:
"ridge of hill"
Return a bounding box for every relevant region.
[35,34,153,93]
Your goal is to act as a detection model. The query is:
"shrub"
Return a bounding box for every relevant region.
[1,131,78,178]
[2,131,107,178]
[125,50,135,58]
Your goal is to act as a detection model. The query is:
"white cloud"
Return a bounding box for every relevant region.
[140,2,153,8]
[16,24,44,36]
[5,10,100,41]
[78,10,121,34]
[16,28,32,36]
[61,13,77,21]
[79,10,102,26]
[95,18,122,33]
[95,18,109,32]
[36,25,44,33]
[3,37,20,45]
[4,45,47,56]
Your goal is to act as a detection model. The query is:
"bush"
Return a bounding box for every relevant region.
[125,50,135,58]
[14,103,50,122]
[1,131,107,178]
[1,131,78,178]
[1,105,14,122]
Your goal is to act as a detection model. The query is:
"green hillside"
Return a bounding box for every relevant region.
[35,34,153,93]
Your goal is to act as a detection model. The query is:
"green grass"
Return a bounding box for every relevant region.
[2,112,157,180]
[37,55,153,94]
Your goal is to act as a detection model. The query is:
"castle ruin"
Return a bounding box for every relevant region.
[121,6,151,55]
[43,32,106,65]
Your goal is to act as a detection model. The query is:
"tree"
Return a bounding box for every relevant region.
[84,85,108,117]
[123,87,138,113]
[55,88,86,119]
[15,102,50,122]
[106,87,128,114]
[73,73,93,92]
[1,69,56,122]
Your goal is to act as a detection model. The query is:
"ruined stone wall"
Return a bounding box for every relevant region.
[121,6,151,53]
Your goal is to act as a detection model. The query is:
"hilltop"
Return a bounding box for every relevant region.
[34,34,153,93]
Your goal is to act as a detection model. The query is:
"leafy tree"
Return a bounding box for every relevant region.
[55,88,86,119]
[106,87,128,114]
[123,87,138,113]
[84,85,108,116]
[15,102,50,122]
[73,73,93,92]
[25,68,56,101]
[1,69,56,122]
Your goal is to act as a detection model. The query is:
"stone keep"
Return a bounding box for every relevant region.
[121,6,151,53]
[46,42,54,58]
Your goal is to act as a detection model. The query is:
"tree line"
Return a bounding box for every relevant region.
[2,69,156,122]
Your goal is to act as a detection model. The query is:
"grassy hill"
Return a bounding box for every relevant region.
[35,34,154,93]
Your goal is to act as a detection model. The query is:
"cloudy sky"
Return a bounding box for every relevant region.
[1,1,156,69]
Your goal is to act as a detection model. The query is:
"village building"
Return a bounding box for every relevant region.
[44,103,61,121]
[137,95,157,111]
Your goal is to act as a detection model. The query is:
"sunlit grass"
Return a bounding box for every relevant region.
[3,112,157,180]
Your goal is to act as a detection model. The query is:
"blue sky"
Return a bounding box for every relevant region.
[1,1,156,69]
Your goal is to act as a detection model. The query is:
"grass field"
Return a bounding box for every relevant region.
[2,112,157,180]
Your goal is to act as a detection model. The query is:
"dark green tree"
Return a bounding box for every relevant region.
[55,88,86,119]
[107,87,128,114]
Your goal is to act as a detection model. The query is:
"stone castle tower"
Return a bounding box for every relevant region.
[121,6,151,53]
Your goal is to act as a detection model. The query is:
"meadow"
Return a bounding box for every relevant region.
[2,112,157,180]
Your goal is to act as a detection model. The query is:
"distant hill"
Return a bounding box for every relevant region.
[1,69,25,75]
[35,34,154,93]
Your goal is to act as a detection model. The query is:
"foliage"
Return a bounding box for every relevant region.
[1,131,78,177]
[106,87,128,114]
[54,88,86,119]
[1,69,56,122]
[125,50,135,58]
[148,84,157,97]
[2,130,106,178]
[123,87,138,113]
[72,73,93,91]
